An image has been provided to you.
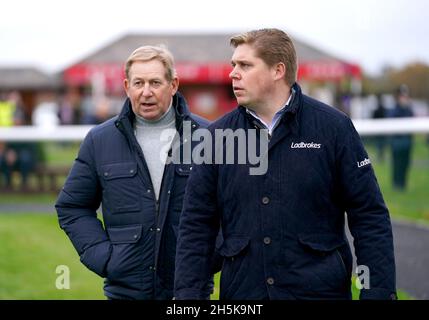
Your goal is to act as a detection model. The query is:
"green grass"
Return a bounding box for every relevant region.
[366,135,429,225]
[42,142,80,166]
[0,193,57,205]
[0,214,105,299]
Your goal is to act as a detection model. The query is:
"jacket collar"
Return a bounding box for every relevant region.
[285,82,302,116]
[172,91,192,120]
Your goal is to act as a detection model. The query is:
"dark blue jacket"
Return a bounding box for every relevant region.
[175,83,396,300]
[56,92,209,299]
[388,103,414,150]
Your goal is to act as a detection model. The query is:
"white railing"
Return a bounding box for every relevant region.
[0,118,428,142]
[0,125,95,142]
[353,118,429,135]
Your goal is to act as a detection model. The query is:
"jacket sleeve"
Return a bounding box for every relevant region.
[55,131,111,278]
[336,118,397,300]
[174,161,220,300]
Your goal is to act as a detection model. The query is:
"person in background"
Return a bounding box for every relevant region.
[58,87,83,125]
[372,94,387,162]
[388,84,414,191]
[82,97,112,124]
[0,92,15,188]
[0,91,38,190]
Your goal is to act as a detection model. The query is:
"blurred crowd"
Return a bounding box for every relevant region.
[371,84,418,191]
[0,91,39,190]
[0,88,124,190]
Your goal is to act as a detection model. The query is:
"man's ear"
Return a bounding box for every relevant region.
[171,77,179,96]
[273,62,286,81]
[123,78,130,97]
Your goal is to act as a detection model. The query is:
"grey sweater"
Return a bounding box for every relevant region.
[134,104,176,200]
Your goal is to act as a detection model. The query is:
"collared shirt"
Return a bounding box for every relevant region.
[246,88,295,136]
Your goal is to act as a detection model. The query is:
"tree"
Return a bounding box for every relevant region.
[362,62,429,102]
[388,62,429,101]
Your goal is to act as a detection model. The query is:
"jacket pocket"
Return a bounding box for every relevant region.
[101,162,141,213]
[298,233,346,253]
[103,162,138,180]
[107,224,142,244]
[217,235,250,258]
[216,235,250,299]
[105,225,143,287]
[297,233,349,291]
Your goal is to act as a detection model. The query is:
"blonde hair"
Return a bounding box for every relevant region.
[230,28,297,86]
[125,45,176,81]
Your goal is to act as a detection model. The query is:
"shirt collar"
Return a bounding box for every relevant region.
[246,88,295,135]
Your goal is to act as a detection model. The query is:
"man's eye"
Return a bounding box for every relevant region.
[134,81,142,87]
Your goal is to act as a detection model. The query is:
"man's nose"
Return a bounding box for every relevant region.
[229,67,241,80]
[142,84,152,96]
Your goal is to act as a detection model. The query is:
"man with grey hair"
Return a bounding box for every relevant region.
[56,45,212,299]
[175,28,397,300]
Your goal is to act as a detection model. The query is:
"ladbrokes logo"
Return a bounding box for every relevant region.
[290,141,321,149]
[357,157,371,168]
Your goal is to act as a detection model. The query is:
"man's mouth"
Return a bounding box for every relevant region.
[141,102,156,107]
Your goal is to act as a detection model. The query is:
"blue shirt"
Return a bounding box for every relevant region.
[246,88,295,136]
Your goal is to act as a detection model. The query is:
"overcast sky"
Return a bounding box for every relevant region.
[1,0,428,75]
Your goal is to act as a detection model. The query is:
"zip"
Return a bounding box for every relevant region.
[335,250,347,277]
[155,199,159,216]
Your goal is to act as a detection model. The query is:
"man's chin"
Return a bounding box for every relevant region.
[138,111,162,121]
[236,97,248,106]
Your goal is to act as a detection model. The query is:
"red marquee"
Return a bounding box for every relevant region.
[63,60,361,89]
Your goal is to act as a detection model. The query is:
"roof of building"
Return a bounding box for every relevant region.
[75,32,344,65]
[0,67,59,90]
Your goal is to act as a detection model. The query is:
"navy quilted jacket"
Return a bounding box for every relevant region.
[56,92,211,299]
[175,83,396,300]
